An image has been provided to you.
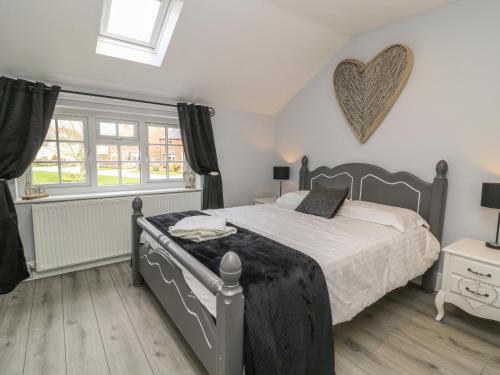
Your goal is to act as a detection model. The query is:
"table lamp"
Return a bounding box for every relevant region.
[481,182,500,249]
[273,166,289,197]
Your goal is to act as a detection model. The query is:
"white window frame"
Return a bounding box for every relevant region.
[18,92,186,198]
[146,122,184,183]
[96,143,142,186]
[96,117,140,140]
[96,0,184,67]
[29,115,90,188]
[99,0,171,49]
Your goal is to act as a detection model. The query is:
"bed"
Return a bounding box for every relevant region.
[131,156,448,375]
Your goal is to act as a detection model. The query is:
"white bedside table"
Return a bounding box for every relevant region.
[253,196,277,205]
[435,238,500,323]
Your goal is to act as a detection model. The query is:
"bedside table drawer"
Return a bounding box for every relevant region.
[450,255,500,286]
[450,274,500,308]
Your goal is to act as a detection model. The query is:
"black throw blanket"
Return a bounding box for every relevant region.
[147,211,334,375]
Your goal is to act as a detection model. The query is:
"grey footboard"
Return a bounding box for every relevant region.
[131,197,244,375]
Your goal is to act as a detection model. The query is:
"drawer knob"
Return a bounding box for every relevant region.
[465,286,489,298]
[467,268,491,278]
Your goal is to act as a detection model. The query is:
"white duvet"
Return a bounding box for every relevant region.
[142,202,440,324]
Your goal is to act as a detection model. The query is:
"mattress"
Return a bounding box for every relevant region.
[141,202,440,324]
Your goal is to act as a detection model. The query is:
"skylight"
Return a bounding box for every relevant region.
[96,0,183,66]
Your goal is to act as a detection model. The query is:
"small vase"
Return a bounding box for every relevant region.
[183,171,196,188]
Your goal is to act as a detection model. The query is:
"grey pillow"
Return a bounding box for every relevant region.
[295,185,349,219]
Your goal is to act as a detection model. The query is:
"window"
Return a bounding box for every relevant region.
[96,145,141,185]
[96,119,141,186]
[97,119,138,139]
[147,123,184,180]
[101,0,166,48]
[24,94,187,196]
[96,0,184,66]
[32,116,87,185]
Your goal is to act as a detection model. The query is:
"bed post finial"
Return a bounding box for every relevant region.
[131,197,144,287]
[435,160,448,179]
[217,251,244,374]
[220,251,242,287]
[299,155,309,190]
[132,196,143,215]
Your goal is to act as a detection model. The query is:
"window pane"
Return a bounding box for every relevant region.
[32,163,59,184]
[97,162,119,185]
[118,123,136,138]
[121,162,141,185]
[58,119,84,141]
[106,0,162,43]
[168,162,183,179]
[99,122,117,136]
[149,162,166,180]
[46,120,57,140]
[96,145,118,161]
[148,126,165,144]
[35,142,58,162]
[166,145,183,162]
[120,145,140,161]
[60,142,85,161]
[60,163,86,183]
[167,127,182,145]
[148,145,164,161]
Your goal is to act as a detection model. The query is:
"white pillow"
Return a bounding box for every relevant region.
[337,200,429,232]
[276,190,309,208]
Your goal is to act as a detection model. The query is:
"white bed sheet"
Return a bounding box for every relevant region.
[141,202,440,324]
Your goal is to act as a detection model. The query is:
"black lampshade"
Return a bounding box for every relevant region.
[481,183,500,209]
[273,166,289,180]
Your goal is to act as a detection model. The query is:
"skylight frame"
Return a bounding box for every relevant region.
[99,0,170,49]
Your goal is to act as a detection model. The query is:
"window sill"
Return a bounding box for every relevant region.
[15,187,201,205]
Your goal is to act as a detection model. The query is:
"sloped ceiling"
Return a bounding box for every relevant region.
[0,0,451,114]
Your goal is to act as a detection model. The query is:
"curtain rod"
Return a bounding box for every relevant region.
[34,86,215,116]
[61,89,216,117]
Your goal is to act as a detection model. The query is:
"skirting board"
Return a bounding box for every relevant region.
[23,254,131,280]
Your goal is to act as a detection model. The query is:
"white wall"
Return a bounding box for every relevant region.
[212,108,276,207]
[275,0,500,249]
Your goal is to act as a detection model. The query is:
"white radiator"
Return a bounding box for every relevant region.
[32,191,201,272]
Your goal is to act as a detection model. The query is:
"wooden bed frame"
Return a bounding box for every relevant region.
[131,156,448,375]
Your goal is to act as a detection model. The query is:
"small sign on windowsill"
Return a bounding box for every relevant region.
[21,192,49,200]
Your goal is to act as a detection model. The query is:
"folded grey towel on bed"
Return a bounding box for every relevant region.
[147,211,335,375]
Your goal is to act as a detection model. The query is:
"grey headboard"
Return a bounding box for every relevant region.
[298,156,448,292]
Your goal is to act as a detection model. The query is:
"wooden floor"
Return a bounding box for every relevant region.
[1,263,499,375]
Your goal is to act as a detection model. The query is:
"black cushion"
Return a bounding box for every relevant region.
[295,185,349,219]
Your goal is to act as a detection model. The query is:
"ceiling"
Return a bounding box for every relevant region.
[0,0,451,114]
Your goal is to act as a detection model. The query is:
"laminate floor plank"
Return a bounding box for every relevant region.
[334,351,369,375]
[108,263,207,375]
[333,330,411,375]
[349,312,483,374]
[24,277,66,375]
[371,298,500,371]
[388,286,500,347]
[62,271,109,375]
[86,266,154,375]
[482,367,500,375]
[0,281,35,375]
[336,323,457,375]
[2,264,499,375]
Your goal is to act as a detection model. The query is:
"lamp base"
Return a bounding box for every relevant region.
[485,241,500,250]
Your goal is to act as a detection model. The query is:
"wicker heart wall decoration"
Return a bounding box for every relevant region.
[333,44,413,144]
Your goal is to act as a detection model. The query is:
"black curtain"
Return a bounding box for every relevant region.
[0,77,60,294]
[177,103,223,209]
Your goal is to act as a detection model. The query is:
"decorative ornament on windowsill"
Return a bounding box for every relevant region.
[183,168,196,188]
[22,180,48,200]
[481,182,500,250]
